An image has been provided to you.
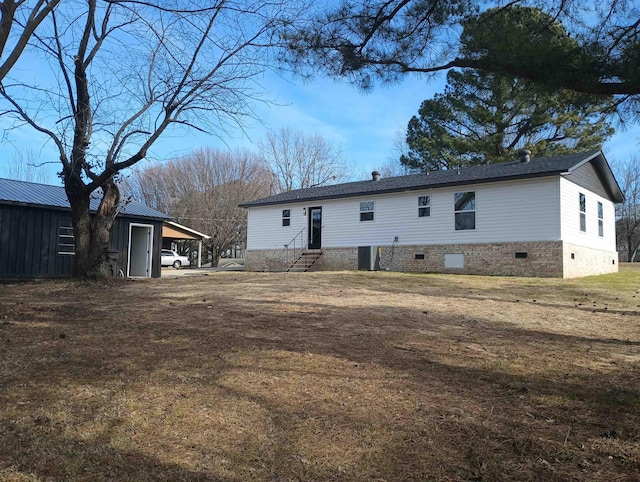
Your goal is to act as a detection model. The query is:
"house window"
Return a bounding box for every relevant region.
[598,201,604,237]
[58,225,75,255]
[454,191,475,230]
[579,193,586,232]
[282,209,291,227]
[418,195,431,217]
[360,201,374,221]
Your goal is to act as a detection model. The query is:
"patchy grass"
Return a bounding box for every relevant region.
[1,266,639,481]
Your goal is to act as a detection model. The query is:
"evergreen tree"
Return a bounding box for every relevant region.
[401,69,614,171]
[284,2,640,115]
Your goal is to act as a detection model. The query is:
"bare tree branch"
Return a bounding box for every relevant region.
[0,0,61,81]
[282,0,640,105]
[259,127,351,193]
[0,0,304,277]
[122,147,270,265]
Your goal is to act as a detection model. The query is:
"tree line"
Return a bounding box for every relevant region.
[122,129,350,266]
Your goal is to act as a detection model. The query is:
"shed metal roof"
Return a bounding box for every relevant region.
[0,177,170,220]
[240,151,624,207]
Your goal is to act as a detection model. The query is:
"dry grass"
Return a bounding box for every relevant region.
[1,265,639,481]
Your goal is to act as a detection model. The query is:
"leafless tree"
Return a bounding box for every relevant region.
[124,147,270,267]
[372,130,414,178]
[0,0,303,277]
[6,148,50,183]
[615,158,640,262]
[370,160,413,179]
[259,127,350,193]
[0,0,60,81]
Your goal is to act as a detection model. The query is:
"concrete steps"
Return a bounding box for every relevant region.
[287,251,322,272]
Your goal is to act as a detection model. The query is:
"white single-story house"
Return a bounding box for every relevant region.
[240,150,624,278]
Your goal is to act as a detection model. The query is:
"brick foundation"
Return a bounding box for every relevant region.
[245,241,618,278]
[245,248,291,272]
[384,242,565,277]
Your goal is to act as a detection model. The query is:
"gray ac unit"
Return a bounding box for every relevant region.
[358,246,380,271]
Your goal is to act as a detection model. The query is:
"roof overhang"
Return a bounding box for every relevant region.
[239,150,625,208]
[565,151,625,203]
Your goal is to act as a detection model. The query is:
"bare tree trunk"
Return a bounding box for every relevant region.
[210,247,221,268]
[68,180,120,278]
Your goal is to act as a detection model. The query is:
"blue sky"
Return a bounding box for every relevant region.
[135,70,640,179]
[202,71,452,178]
[1,68,639,184]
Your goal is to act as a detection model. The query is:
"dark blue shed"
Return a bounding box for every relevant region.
[0,178,169,278]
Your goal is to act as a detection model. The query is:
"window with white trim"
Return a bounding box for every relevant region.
[579,193,586,232]
[418,195,431,217]
[360,201,374,221]
[598,201,604,237]
[282,209,291,227]
[454,191,475,230]
[58,225,75,255]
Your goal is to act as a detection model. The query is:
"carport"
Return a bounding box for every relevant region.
[162,221,210,268]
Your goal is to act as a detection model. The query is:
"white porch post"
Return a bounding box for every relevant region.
[197,240,202,268]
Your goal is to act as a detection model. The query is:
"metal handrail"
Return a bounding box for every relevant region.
[284,227,307,267]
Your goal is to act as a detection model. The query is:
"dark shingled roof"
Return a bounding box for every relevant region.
[240,151,624,207]
[0,177,170,220]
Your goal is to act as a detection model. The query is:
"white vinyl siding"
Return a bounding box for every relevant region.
[247,203,309,250]
[559,177,616,251]
[246,177,561,250]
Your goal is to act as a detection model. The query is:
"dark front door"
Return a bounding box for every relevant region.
[308,207,322,249]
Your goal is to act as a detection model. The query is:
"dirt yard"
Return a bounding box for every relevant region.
[1,266,639,481]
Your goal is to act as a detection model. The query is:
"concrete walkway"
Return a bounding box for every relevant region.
[161,258,245,277]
